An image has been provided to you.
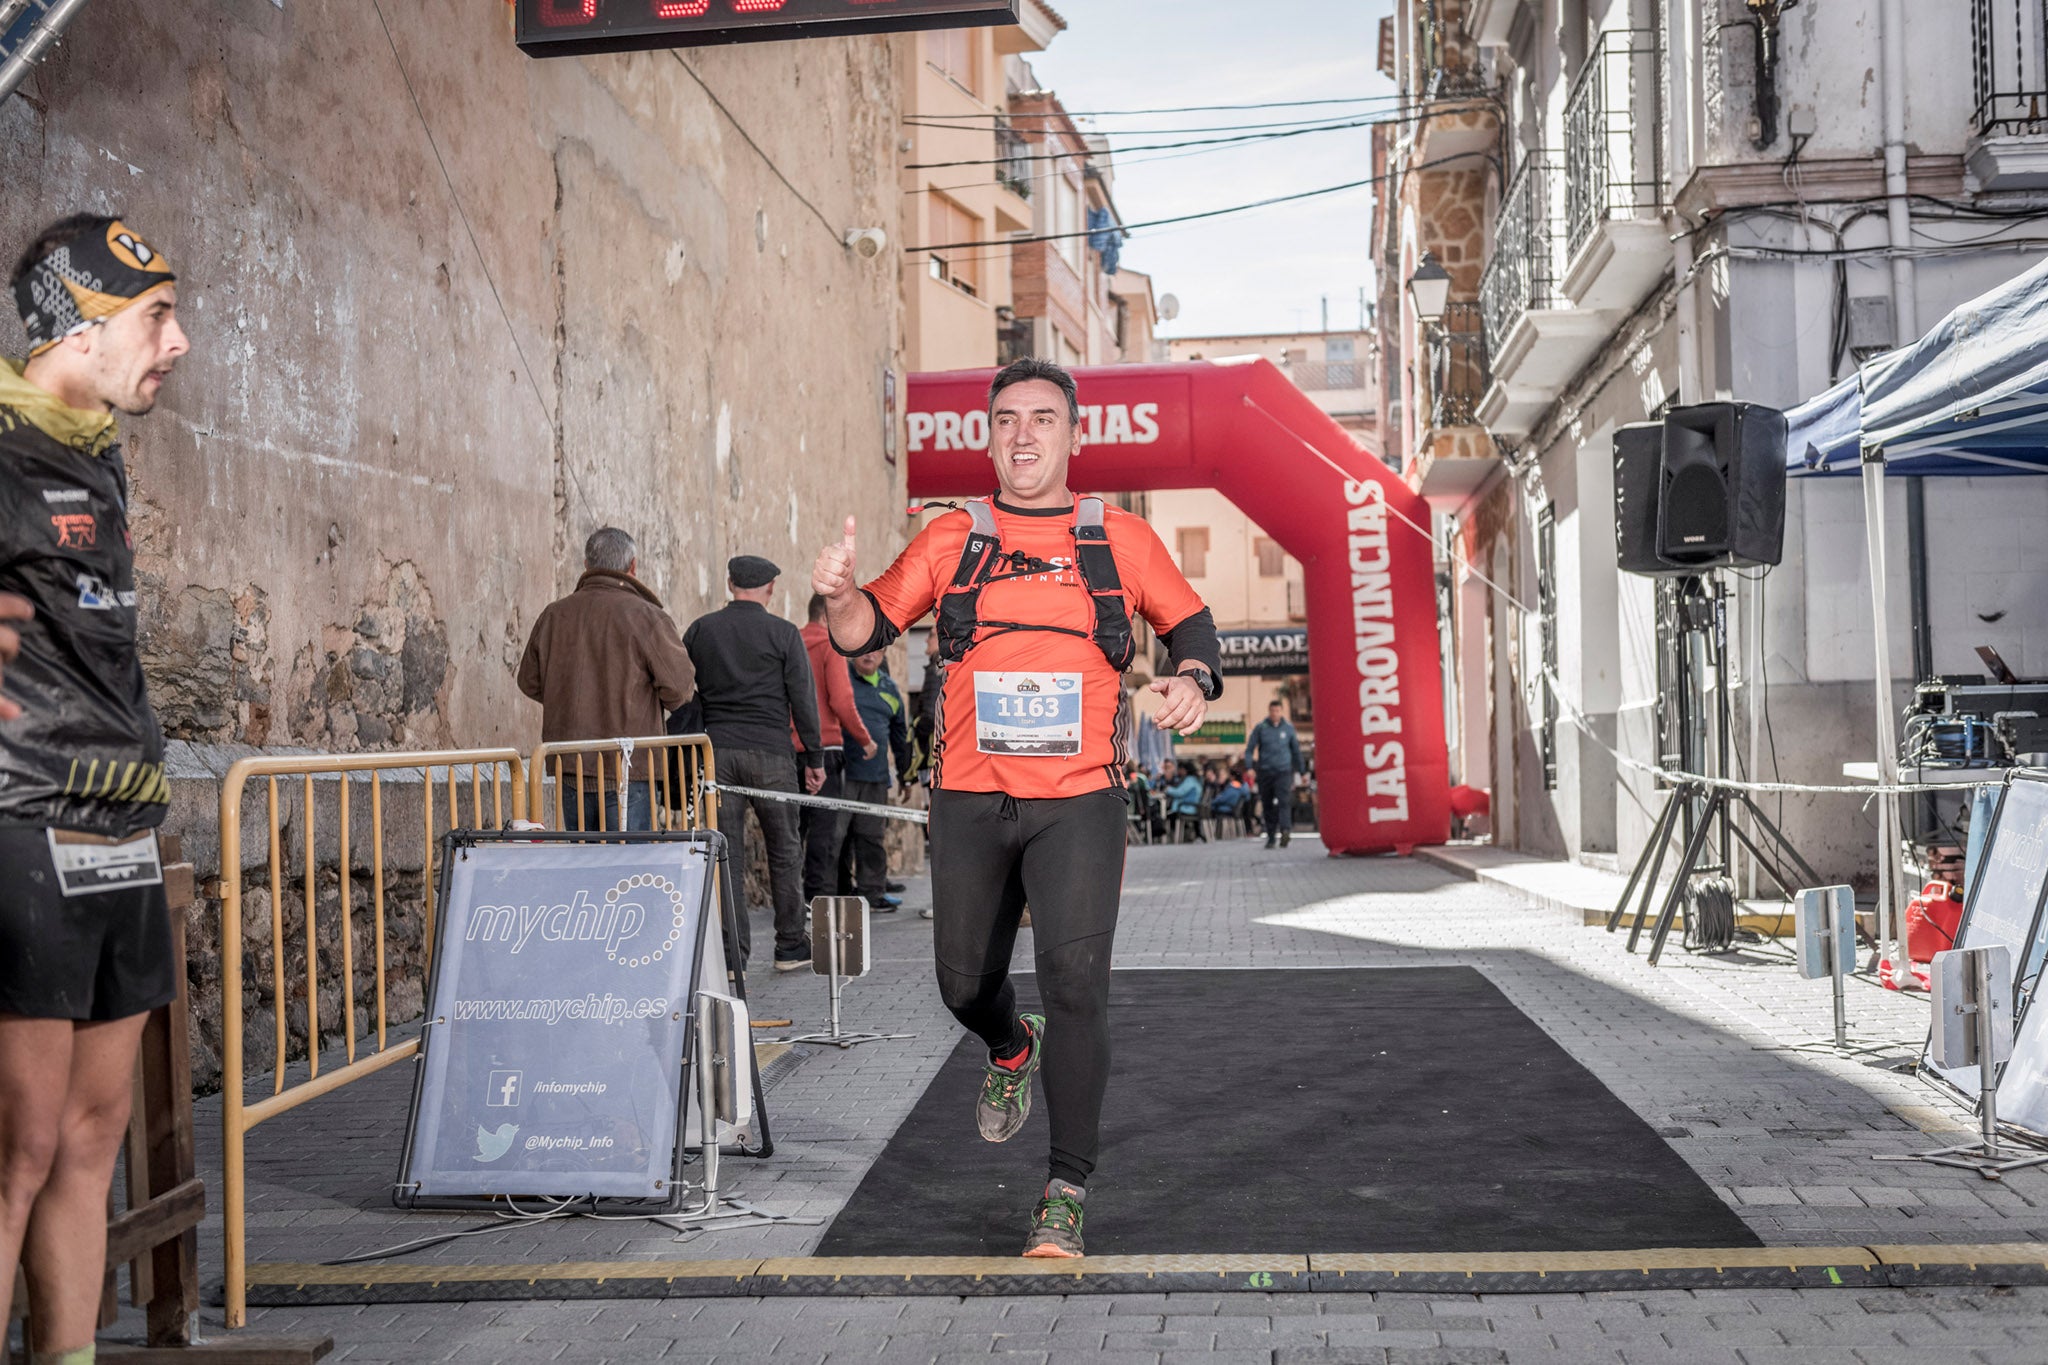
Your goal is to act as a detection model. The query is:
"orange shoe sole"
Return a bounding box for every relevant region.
[1020,1243,1082,1259]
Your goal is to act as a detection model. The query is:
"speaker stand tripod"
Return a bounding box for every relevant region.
[1606,574,1823,965]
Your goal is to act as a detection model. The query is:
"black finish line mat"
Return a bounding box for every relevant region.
[816,966,1759,1258]
[242,1246,2048,1303]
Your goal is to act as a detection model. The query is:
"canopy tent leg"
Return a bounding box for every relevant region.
[1862,451,1903,971]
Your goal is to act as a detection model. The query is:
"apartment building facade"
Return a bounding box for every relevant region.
[1122,331,1386,762]
[1375,0,2048,882]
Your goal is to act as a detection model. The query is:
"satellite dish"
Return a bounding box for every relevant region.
[1158,293,1181,322]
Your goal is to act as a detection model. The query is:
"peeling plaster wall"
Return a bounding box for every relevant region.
[0,0,909,769]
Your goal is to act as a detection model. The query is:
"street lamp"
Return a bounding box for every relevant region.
[1407,251,1451,323]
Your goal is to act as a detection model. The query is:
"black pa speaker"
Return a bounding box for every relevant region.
[1613,421,1690,576]
[1655,402,1787,569]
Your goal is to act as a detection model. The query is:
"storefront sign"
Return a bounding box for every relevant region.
[1217,628,1309,676]
[1175,714,1247,746]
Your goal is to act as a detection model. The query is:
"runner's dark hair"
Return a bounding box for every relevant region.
[12,214,114,284]
[987,357,1080,426]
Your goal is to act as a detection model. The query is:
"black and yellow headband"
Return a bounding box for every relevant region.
[14,218,176,357]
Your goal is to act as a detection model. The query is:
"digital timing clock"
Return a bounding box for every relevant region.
[515,0,1021,56]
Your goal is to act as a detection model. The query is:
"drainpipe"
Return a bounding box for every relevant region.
[1670,0,1703,404]
[1879,0,1917,343]
[0,0,93,105]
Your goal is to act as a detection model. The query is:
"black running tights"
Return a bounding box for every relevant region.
[928,787,1128,1188]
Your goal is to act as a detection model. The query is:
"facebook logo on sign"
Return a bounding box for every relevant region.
[487,1070,522,1107]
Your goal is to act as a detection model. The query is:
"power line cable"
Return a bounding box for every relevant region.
[905,103,1490,172]
[907,112,1402,201]
[368,0,594,523]
[909,150,1494,255]
[669,50,842,245]
[906,108,1429,137]
[939,92,1424,118]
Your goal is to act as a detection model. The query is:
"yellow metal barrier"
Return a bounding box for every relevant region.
[219,748,526,1328]
[527,732,719,836]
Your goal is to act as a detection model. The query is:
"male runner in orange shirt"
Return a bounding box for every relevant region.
[812,358,1222,1256]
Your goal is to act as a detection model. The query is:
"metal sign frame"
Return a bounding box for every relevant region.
[1921,769,2048,1107]
[394,829,735,1213]
[514,0,1020,57]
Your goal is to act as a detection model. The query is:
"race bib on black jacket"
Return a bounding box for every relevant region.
[0,363,167,836]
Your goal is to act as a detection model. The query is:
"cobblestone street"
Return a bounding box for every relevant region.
[185,837,2048,1362]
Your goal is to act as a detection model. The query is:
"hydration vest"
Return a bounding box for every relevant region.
[934,496,1137,671]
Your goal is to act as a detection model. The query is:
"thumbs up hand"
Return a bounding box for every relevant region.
[813,515,859,600]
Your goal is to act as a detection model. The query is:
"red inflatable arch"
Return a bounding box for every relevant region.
[906,359,1449,856]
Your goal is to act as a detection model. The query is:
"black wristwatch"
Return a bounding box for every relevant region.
[1179,665,1223,701]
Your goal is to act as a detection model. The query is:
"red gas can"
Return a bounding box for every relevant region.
[1904,880,1964,964]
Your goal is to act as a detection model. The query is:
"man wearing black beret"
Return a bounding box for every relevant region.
[684,555,826,970]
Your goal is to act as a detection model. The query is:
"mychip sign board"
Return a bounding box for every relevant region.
[1923,772,2048,1101]
[398,836,714,1206]
[515,0,1020,55]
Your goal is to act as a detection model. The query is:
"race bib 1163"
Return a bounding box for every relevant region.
[973,672,1083,757]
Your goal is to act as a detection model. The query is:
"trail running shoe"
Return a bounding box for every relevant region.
[1022,1179,1086,1258]
[976,1013,1044,1142]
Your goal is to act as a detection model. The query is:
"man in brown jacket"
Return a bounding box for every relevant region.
[517,526,694,830]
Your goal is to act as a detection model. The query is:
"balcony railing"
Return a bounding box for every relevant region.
[1974,0,2048,134]
[1430,301,1489,429]
[1479,151,1563,359]
[995,119,1033,198]
[1564,30,1663,258]
[1421,0,1489,98]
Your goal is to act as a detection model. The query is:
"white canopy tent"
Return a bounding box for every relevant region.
[1784,256,2048,962]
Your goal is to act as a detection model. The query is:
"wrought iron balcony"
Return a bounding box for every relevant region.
[1974,0,2048,134]
[994,119,1032,198]
[1478,152,1563,360]
[1564,30,1663,259]
[1429,302,1489,430]
[1420,0,1489,98]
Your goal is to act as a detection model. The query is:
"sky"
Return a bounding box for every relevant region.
[1026,0,1397,340]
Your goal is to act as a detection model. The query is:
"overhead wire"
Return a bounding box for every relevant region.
[905,108,1431,137]
[907,149,1496,255]
[928,91,1432,118]
[904,101,1494,172]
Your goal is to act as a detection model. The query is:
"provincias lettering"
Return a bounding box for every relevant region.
[1343,478,1408,824]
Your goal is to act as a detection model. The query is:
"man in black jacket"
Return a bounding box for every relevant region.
[0,215,190,1364]
[684,556,826,970]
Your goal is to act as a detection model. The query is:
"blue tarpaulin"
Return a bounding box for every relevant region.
[1785,255,2048,476]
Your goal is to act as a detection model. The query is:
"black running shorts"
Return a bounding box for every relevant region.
[0,825,177,1020]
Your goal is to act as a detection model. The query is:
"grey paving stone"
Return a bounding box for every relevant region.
[168,846,2048,1364]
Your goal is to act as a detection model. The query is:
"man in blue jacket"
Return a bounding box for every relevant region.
[1243,698,1304,848]
[846,647,914,909]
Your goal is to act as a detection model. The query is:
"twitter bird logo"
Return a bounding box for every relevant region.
[474,1122,518,1163]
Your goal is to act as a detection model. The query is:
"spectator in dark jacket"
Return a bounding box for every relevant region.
[796,593,874,904]
[846,648,913,908]
[684,556,824,971]
[517,527,695,832]
[1243,699,1305,848]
